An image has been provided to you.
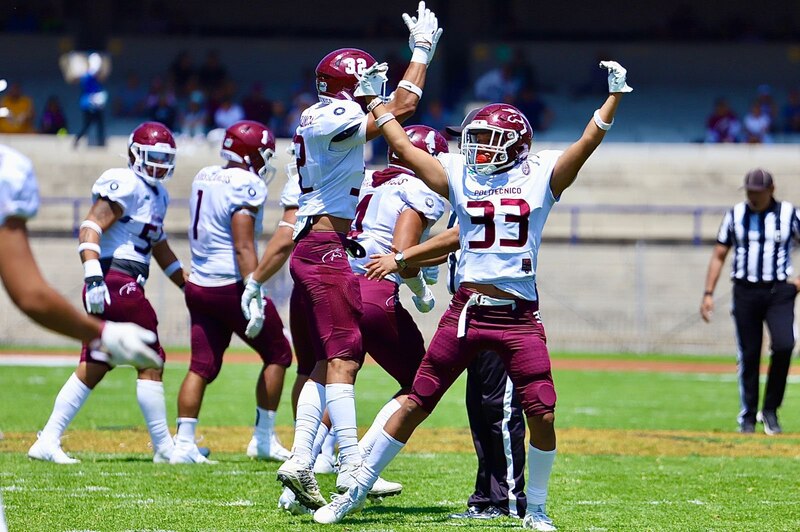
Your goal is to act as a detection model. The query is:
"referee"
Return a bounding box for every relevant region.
[701,168,800,434]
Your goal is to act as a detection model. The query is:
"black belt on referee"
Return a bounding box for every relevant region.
[733,279,782,289]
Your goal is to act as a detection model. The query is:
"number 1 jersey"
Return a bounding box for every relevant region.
[440,150,562,301]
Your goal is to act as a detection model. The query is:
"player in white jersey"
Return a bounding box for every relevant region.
[171,120,293,464]
[314,61,632,528]
[256,2,444,511]
[29,122,186,465]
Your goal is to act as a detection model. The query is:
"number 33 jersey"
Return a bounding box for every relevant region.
[188,166,267,286]
[440,149,563,301]
[91,168,169,265]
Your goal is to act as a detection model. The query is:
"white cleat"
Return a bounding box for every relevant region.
[523,505,557,531]
[278,487,313,515]
[28,434,79,464]
[170,442,217,464]
[276,456,327,510]
[312,452,338,474]
[246,433,291,461]
[336,462,402,499]
[313,485,367,524]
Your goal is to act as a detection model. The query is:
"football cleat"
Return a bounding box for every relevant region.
[523,505,557,531]
[169,442,217,464]
[278,487,313,515]
[246,433,291,461]
[277,456,328,510]
[336,462,403,499]
[28,433,79,464]
[313,485,368,524]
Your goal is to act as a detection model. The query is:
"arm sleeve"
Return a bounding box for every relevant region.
[716,209,734,246]
[91,170,137,214]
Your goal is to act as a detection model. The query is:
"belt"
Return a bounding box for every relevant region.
[733,279,783,288]
[457,293,517,339]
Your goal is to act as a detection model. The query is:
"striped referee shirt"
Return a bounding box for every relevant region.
[717,200,800,282]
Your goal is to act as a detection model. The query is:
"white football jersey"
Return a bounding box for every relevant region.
[295,99,367,219]
[188,165,267,286]
[279,166,302,209]
[0,144,39,226]
[92,168,169,265]
[349,167,445,285]
[439,150,563,301]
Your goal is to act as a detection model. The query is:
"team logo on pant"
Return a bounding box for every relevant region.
[119,281,139,296]
[321,248,345,263]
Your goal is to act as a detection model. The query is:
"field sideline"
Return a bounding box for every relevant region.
[2,355,799,530]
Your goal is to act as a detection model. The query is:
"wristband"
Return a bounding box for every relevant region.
[703,291,713,297]
[278,220,295,229]
[163,260,183,277]
[397,79,423,98]
[78,242,102,255]
[83,258,103,279]
[80,220,103,236]
[593,109,614,131]
[411,47,429,65]
[375,113,396,128]
[366,98,383,113]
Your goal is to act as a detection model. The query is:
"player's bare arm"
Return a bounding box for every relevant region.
[393,208,427,279]
[366,225,459,280]
[152,240,186,289]
[230,208,258,280]
[79,198,121,263]
[252,206,297,284]
[551,61,632,198]
[700,243,730,322]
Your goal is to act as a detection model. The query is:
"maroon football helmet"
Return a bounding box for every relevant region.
[315,48,379,102]
[128,121,177,185]
[220,120,276,183]
[461,103,532,175]
[388,125,449,169]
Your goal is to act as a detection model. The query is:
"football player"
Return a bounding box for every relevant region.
[29,122,185,464]
[171,120,293,463]
[242,1,444,510]
[313,61,632,529]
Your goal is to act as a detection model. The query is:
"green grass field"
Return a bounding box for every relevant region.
[2,356,800,531]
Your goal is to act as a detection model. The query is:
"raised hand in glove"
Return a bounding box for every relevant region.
[354,62,389,98]
[403,1,443,64]
[599,61,633,93]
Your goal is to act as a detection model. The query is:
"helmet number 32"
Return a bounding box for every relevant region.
[342,57,368,75]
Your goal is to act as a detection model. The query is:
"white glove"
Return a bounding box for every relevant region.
[599,61,633,93]
[241,275,262,319]
[412,286,436,313]
[421,265,439,285]
[93,321,161,369]
[403,2,441,56]
[241,275,266,339]
[84,278,110,314]
[354,62,388,98]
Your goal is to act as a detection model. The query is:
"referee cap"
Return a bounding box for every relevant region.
[743,168,774,191]
[445,107,481,137]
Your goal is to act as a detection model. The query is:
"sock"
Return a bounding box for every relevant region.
[310,423,330,462]
[254,407,276,436]
[526,445,557,508]
[354,430,404,490]
[326,383,360,465]
[321,431,336,458]
[359,398,401,458]
[176,417,198,445]
[136,379,174,455]
[292,381,326,466]
[40,373,91,441]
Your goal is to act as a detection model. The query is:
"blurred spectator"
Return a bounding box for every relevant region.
[755,84,778,131]
[179,91,207,139]
[169,50,196,98]
[419,99,456,137]
[742,101,773,144]
[149,92,178,131]
[705,97,740,143]
[39,95,68,134]
[0,82,35,134]
[474,63,520,103]
[514,87,553,133]
[781,88,800,133]
[73,53,108,147]
[242,82,273,125]
[198,50,228,92]
[113,71,147,118]
[285,93,315,135]
[144,76,176,111]
[269,100,290,137]
[213,94,244,130]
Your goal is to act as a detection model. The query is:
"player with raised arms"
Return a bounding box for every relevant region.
[313,60,632,529]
